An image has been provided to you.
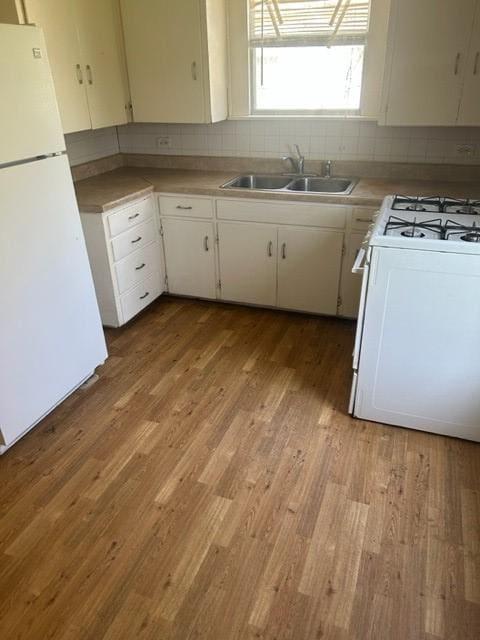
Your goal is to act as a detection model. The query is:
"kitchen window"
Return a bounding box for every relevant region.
[249,0,371,115]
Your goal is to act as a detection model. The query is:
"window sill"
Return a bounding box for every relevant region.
[228,114,379,122]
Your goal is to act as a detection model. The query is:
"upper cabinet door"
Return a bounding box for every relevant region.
[74,0,128,129]
[458,1,480,125]
[383,0,477,126]
[120,0,206,123]
[24,0,92,133]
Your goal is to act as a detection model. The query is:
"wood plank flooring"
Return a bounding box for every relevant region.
[0,297,479,640]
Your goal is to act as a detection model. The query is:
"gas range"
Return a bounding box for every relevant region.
[368,195,480,254]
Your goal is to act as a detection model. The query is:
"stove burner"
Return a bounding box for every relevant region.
[457,205,476,214]
[461,232,480,243]
[384,215,443,239]
[401,228,426,238]
[406,204,426,212]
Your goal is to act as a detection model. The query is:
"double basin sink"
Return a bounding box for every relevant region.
[221,174,356,195]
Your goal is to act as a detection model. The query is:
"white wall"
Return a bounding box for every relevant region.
[65,127,120,166]
[117,120,480,165]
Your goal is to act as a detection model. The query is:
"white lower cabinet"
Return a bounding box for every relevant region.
[217,222,277,306]
[161,217,217,299]
[80,195,165,327]
[277,227,344,315]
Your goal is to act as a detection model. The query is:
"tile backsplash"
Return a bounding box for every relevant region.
[117,120,480,165]
[65,127,120,166]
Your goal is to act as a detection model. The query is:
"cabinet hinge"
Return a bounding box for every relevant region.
[342,243,346,256]
[337,295,342,310]
[215,234,219,244]
[217,279,221,290]
[159,224,164,237]
[164,274,169,290]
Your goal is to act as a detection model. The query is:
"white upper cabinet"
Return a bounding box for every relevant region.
[458,2,480,125]
[382,0,478,126]
[120,0,228,123]
[22,0,128,133]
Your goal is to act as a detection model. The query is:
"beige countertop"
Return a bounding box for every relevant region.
[74,166,480,213]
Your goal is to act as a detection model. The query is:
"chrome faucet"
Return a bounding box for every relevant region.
[324,159,332,178]
[282,144,305,175]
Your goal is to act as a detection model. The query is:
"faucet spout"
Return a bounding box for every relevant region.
[324,159,332,178]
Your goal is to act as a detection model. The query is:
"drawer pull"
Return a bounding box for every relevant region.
[176,205,193,210]
[139,292,150,300]
[204,235,209,252]
[131,236,142,244]
[128,212,140,220]
[355,217,372,223]
[135,263,146,271]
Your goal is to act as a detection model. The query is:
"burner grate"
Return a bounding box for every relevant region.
[384,215,443,239]
[445,219,480,242]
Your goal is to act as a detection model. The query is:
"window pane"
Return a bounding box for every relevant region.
[253,46,364,112]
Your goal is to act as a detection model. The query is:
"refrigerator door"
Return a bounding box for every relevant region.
[0,24,65,166]
[0,155,107,449]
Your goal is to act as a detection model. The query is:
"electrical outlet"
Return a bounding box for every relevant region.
[156,136,171,149]
[455,143,476,157]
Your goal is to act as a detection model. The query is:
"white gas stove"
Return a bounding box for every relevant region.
[367,195,480,254]
[350,194,480,442]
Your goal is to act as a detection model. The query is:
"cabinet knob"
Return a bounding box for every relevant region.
[191,61,198,81]
[267,240,273,257]
[135,263,146,271]
[128,212,140,220]
[204,236,209,252]
[131,236,142,244]
[281,243,287,259]
[86,64,93,85]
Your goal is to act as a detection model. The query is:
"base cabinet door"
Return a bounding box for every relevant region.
[218,222,277,306]
[277,227,344,315]
[162,218,216,298]
[339,232,365,318]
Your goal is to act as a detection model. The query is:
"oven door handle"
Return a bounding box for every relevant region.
[352,247,367,273]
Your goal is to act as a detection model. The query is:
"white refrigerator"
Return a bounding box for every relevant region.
[0,24,107,453]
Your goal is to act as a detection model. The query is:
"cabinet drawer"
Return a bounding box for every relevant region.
[115,241,161,294]
[120,272,162,323]
[111,219,157,262]
[351,207,376,232]
[216,198,347,229]
[158,194,214,218]
[107,197,155,237]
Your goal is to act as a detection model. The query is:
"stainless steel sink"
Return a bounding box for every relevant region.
[221,174,356,195]
[222,174,292,190]
[286,177,355,195]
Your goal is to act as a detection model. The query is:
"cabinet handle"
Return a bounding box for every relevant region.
[128,212,140,220]
[267,240,273,257]
[135,263,146,271]
[355,217,372,223]
[139,292,150,300]
[131,236,142,244]
[75,64,83,85]
[86,64,93,85]
[204,236,209,252]
[454,52,461,75]
[176,205,193,210]
[191,61,198,81]
[281,242,286,259]
[474,52,479,75]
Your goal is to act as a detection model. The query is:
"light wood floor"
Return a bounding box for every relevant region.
[0,297,479,640]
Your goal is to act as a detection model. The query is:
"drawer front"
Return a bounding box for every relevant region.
[107,197,155,237]
[216,198,347,229]
[158,194,214,219]
[120,272,162,323]
[111,219,157,262]
[115,241,161,294]
[351,207,376,232]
